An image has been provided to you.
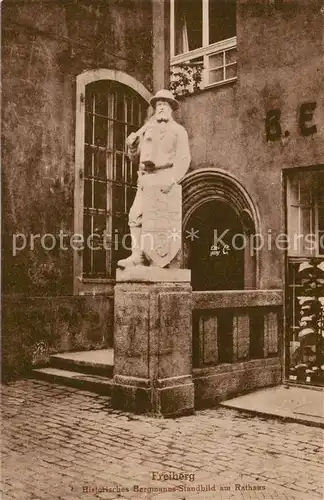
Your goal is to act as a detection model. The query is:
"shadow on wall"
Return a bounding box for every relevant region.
[2,295,114,383]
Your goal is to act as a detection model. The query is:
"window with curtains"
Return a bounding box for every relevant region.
[82,80,148,278]
[170,0,237,90]
[286,169,324,341]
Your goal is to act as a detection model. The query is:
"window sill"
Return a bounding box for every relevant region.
[204,77,237,91]
[171,37,237,65]
[76,277,116,296]
[82,278,115,284]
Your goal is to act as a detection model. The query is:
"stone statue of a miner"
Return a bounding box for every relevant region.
[117,89,191,269]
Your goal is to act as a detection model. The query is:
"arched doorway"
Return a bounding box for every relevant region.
[187,200,245,291]
[182,168,260,291]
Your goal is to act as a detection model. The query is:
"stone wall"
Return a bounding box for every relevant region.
[2,294,114,382]
[194,358,282,408]
[192,289,283,404]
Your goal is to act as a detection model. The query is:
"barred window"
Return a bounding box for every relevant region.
[82,80,148,278]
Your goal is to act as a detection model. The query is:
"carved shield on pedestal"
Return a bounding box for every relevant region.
[142,185,182,267]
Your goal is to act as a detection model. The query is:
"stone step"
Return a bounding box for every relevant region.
[31,367,114,396]
[50,349,114,378]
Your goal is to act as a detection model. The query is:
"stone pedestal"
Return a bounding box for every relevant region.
[112,267,194,417]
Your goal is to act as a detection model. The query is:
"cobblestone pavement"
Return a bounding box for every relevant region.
[1,380,323,500]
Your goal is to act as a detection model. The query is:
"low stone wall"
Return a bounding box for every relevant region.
[193,357,282,408]
[191,290,283,406]
[2,294,114,382]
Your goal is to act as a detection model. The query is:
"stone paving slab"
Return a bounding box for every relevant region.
[1,380,323,500]
[220,385,324,428]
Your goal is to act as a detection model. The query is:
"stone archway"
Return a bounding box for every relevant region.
[181,168,261,290]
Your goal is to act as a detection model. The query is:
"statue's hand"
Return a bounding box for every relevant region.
[126,132,140,147]
[143,161,155,172]
[160,183,174,194]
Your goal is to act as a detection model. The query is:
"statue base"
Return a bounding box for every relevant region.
[112,267,194,417]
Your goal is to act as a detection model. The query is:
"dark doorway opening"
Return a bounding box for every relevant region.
[186,200,245,291]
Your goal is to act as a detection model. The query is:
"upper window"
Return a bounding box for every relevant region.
[174,0,203,55]
[209,0,236,45]
[170,0,237,92]
[82,80,148,278]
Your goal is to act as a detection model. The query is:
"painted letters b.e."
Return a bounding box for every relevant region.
[265,102,317,142]
[299,102,317,137]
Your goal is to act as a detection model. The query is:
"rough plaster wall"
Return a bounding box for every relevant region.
[2,3,73,295]
[64,0,152,85]
[177,0,324,289]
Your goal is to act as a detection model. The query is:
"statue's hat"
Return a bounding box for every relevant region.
[150,89,179,111]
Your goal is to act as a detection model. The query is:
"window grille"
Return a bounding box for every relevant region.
[82,80,148,278]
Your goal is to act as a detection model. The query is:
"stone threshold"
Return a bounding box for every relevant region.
[284,380,324,391]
